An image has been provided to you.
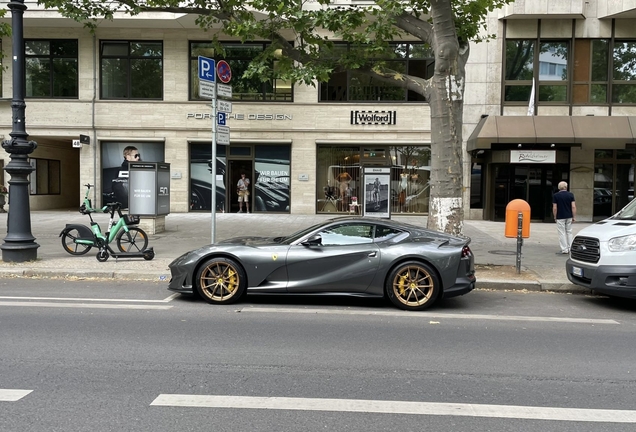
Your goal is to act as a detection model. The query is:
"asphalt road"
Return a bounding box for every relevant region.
[2,278,636,432]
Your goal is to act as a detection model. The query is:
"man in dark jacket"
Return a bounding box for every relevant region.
[552,181,576,254]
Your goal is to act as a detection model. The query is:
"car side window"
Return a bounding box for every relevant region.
[374,225,403,242]
[318,224,374,246]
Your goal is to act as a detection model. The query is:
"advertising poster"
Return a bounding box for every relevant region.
[101,142,165,208]
[363,167,391,218]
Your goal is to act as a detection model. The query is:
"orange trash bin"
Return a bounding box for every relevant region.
[505,199,531,238]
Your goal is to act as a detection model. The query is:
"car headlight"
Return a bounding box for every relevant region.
[608,234,636,252]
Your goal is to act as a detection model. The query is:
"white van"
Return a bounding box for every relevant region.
[566,199,636,298]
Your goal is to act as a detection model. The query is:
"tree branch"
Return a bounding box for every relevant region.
[394,12,433,45]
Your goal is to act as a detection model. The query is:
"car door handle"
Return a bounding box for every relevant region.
[368,252,377,257]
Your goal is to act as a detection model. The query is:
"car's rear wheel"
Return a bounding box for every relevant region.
[195,257,246,304]
[386,261,439,311]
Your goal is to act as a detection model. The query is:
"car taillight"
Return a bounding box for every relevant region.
[461,246,472,258]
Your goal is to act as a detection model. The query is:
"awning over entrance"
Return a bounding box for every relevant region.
[467,115,636,151]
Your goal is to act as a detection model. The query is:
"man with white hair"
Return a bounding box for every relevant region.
[552,181,576,255]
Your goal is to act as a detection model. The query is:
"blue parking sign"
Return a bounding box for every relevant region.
[217,112,227,125]
[198,56,215,82]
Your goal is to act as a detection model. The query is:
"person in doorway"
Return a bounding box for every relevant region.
[237,172,250,213]
[121,146,140,168]
[552,181,576,255]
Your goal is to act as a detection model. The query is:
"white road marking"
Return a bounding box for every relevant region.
[0,389,32,402]
[238,307,619,325]
[0,293,179,303]
[150,394,636,423]
[0,301,171,310]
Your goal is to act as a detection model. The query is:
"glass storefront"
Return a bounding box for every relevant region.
[593,149,635,220]
[189,143,290,213]
[316,145,431,214]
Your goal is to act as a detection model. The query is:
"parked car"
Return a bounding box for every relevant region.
[566,197,636,298]
[168,217,475,311]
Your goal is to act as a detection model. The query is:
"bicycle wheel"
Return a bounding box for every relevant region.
[116,227,148,253]
[61,228,92,255]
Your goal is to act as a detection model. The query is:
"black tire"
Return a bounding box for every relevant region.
[143,250,155,261]
[386,261,440,311]
[116,227,148,253]
[61,229,92,255]
[96,249,109,262]
[195,257,247,305]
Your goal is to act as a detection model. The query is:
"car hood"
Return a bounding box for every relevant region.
[576,219,636,241]
[216,236,280,246]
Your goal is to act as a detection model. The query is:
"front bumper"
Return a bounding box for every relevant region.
[566,259,636,298]
[167,260,194,295]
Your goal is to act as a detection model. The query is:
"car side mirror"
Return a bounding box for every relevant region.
[301,234,322,246]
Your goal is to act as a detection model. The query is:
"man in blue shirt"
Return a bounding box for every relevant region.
[552,181,576,255]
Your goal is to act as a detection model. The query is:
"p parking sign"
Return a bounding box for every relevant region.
[198,56,216,82]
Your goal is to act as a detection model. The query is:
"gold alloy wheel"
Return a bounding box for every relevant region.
[199,261,240,302]
[392,265,435,307]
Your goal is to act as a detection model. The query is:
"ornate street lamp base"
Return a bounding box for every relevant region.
[1,243,39,262]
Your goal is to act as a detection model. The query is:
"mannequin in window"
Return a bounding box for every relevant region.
[336,171,352,210]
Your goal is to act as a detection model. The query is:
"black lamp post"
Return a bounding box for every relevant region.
[1,0,39,262]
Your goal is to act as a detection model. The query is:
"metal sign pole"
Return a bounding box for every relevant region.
[211,87,217,244]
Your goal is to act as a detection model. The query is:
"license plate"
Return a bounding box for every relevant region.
[572,266,583,277]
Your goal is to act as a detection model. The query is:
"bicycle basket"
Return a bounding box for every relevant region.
[123,214,140,225]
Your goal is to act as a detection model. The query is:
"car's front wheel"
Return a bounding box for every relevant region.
[195,257,246,304]
[386,261,440,311]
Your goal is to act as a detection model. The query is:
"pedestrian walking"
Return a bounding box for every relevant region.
[552,181,576,254]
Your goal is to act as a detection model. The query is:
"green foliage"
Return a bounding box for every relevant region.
[34,0,513,87]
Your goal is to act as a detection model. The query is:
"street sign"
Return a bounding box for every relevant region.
[217,112,227,126]
[217,60,232,83]
[217,83,233,98]
[217,100,232,113]
[199,80,216,99]
[72,139,81,148]
[198,56,215,82]
[217,125,230,145]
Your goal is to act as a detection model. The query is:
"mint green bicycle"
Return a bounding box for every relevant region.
[59,184,153,261]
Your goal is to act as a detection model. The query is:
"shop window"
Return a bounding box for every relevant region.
[100,41,163,100]
[319,43,432,102]
[593,149,635,220]
[316,145,430,215]
[28,158,60,195]
[25,39,78,98]
[254,145,290,213]
[189,41,292,102]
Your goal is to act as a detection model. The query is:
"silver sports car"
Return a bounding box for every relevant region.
[168,217,475,311]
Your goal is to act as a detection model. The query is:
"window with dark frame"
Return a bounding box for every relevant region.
[28,158,61,195]
[100,40,163,100]
[189,41,292,102]
[319,43,433,102]
[25,39,78,98]
[612,41,636,104]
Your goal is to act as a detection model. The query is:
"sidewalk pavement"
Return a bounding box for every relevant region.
[0,210,591,295]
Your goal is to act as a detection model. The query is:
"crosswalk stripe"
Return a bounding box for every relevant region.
[150,394,636,423]
[237,307,619,324]
[0,301,171,310]
[0,389,33,402]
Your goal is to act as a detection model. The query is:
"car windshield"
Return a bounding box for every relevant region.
[278,221,330,244]
[613,198,636,220]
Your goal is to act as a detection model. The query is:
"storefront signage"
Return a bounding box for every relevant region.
[187,113,292,120]
[351,110,397,125]
[510,150,556,164]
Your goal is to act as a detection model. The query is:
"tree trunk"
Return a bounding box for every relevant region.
[426,0,465,236]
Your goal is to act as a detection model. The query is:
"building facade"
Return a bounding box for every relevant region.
[1,1,635,223]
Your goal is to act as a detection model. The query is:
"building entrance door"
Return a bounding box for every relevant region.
[229,160,253,213]
[493,164,566,222]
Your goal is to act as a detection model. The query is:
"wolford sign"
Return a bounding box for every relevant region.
[510,150,556,164]
[187,113,292,120]
[351,110,397,125]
